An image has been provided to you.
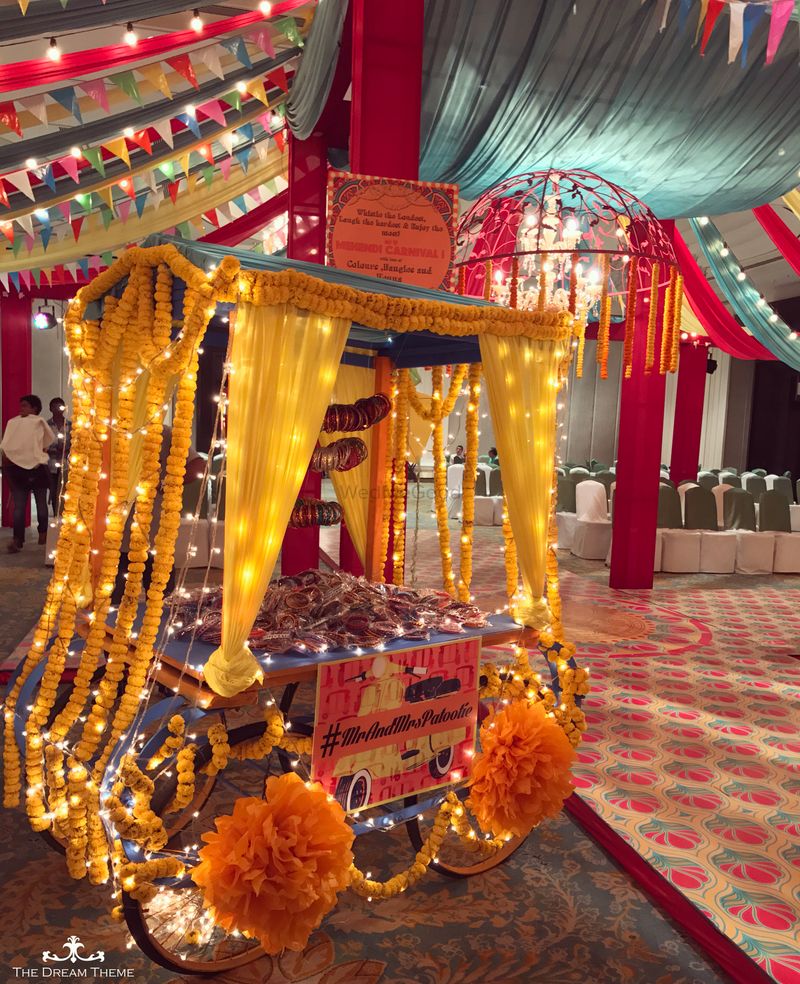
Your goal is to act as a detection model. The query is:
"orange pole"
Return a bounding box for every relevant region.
[365,355,392,581]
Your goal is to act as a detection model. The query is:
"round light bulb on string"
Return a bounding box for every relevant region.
[185,103,196,117]
[123,127,134,138]
[124,23,137,46]
[190,9,203,32]
[720,246,729,257]
[47,37,61,61]
[70,146,82,158]
[259,0,273,12]
[736,270,746,282]
[236,80,248,93]
[25,157,37,169]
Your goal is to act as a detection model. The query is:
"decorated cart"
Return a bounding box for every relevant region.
[3,174,680,973]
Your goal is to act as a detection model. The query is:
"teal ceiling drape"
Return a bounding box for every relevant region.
[689,218,800,370]
[419,0,800,216]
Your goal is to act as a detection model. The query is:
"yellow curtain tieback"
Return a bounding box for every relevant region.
[204,645,264,698]
[512,596,551,631]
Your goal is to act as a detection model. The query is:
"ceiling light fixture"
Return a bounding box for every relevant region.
[33,306,57,331]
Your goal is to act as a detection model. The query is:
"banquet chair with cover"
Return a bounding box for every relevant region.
[720,473,741,488]
[593,470,615,501]
[698,471,719,491]
[678,482,698,521]
[175,478,211,569]
[767,475,794,502]
[556,475,577,549]
[476,468,502,526]
[724,488,774,574]
[478,455,490,464]
[712,484,732,528]
[721,467,739,476]
[744,474,767,499]
[660,477,676,489]
[760,491,800,573]
[488,469,503,497]
[570,467,591,484]
[571,480,612,560]
[685,485,736,573]
[447,463,464,519]
[659,484,701,573]
[753,468,768,477]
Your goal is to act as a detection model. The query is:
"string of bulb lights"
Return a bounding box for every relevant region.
[42,2,274,61]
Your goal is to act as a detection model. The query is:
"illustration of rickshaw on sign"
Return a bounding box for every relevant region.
[332,653,469,811]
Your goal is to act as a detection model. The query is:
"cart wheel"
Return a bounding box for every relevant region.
[405,799,526,878]
[123,717,312,975]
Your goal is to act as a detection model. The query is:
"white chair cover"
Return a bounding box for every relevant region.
[660,529,701,572]
[491,497,505,526]
[734,531,775,574]
[740,471,757,485]
[556,512,577,550]
[712,484,732,529]
[447,492,463,520]
[447,463,464,494]
[791,504,800,532]
[473,496,495,526]
[576,480,609,521]
[699,531,737,573]
[476,462,492,495]
[572,480,612,559]
[678,482,699,522]
[773,533,800,573]
[765,474,781,490]
[175,517,211,569]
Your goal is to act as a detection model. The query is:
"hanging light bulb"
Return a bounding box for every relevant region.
[123,127,134,138]
[190,9,203,32]
[124,23,137,46]
[70,146,82,158]
[236,80,248,93]
[46,37,61,60]
[259,1,273,12]
[24,157,37,169]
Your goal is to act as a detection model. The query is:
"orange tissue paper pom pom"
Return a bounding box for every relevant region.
[192,772,354,954]
[468,699,575,839]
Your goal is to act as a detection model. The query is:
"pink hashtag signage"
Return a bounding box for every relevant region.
[312,637,481,811]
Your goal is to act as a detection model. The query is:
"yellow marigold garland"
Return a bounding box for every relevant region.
[622,256,639,379]
[391,370,410,585]
[659,266,678,375]
[596,255,612,380]
[147,714,186,770]
[644,262,660,375]
[670,274,684,373]
[501,497,519,606]
[457,364,482,602]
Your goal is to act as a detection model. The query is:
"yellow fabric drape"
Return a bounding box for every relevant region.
[204,303,349,697]
[318,363,375,565]
[480,334,564,630]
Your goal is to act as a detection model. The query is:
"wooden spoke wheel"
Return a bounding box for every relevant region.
[123,718,312,975]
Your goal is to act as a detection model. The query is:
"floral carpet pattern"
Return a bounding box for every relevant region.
[566,577,800,984]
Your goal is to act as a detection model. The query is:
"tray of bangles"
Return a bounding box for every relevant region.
[168,569,491,657]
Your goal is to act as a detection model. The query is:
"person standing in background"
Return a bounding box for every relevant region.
[1,394,54,552]
[451,444,465,465]
[46,397,71,515]
[488,446,500,468]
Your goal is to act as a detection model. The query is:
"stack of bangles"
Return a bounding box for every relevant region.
[311,437,368,473]
[289,498,344,528]
[322,392,391,433]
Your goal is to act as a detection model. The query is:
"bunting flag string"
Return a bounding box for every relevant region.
[653,0,797,65]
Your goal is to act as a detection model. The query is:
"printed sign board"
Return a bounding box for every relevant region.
[312,637,480,812]
[326,170,458,290]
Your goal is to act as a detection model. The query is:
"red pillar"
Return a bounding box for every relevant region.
[669,342,707,485]
[1,293,32,528]
[350,0,423,583]
[610,277,668,590]
[280,132,327,576]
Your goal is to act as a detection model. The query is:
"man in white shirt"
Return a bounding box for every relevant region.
[1,394,55,552]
